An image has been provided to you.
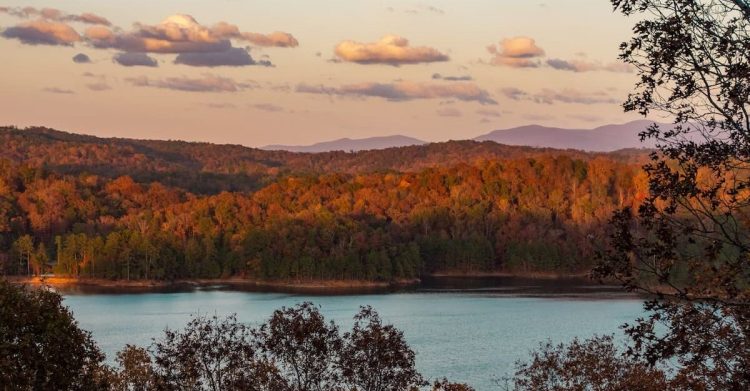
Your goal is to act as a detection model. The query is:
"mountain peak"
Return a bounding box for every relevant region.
[262,135,427,153]
[474,120,667,152]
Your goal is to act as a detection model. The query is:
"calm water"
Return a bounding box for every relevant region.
[62,281,643,391]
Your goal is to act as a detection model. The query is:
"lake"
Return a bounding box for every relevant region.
[62,278,644,391]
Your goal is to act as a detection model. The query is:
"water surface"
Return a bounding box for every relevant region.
[63,280,643,391]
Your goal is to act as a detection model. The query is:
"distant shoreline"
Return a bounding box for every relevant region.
[5,276,422,294]
[3,272,610,295]
[427,271,591,279]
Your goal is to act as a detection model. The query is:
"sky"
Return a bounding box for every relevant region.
[0,0,647,147]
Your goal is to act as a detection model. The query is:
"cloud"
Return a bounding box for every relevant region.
[486,37,544,68]
[390,5,445,15]
[74,13,111,26]
[125,74,250,92]
[499,87,527,101]
[86,82,111,91]
[250,103,285,112]
[81,72,110,91]
[436,107,462,117]
[418,5,445,14]
[533,89,619,105]
[72,53,91,63]
[568,114,604,122]
[174,47,272,67]
[85,22,228,53]
[432,73,472,81]
[0,6,110,26]
[209,22,299,47]
[263,81,291,92]
[501,87,619,105]
[205,103,237,109]
[42,87,74,94]
[334,35,449,65]
[525,113,555,121]
[476,109,502,117]
[482,37,632,72]
[2,20,81,46]
[85,14,297,54]
[297,81,496,105]
[296,84,342,95]
[546,58,634,73]
[113,52,158,67]
[240,32,298,48]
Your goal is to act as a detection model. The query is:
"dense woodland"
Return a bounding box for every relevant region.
[0,126,650,281]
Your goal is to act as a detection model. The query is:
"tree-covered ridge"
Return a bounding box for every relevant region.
[0,126,650,194]
[0,150,646,281]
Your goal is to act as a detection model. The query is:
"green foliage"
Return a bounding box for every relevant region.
[339,306,426,391]
[137,304,429,391]
[0,281,110,390]
[512,336,669,390]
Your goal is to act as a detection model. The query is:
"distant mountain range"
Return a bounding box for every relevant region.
[474,120,667,152]
[262,135,427,153]
[2,125,652,194]
[262,120,666,153]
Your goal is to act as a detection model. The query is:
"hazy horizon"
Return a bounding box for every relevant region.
[5,119,663,152]
[1,0,647,147]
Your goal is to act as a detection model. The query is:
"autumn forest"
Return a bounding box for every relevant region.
[0,126,651,282]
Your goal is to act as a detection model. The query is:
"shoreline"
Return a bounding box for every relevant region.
[5,276,422,294]
[0,272,632,297]
[6,272,596,289]
[426,271,591,279]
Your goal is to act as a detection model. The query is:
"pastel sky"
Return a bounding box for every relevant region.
[0,0,647,147]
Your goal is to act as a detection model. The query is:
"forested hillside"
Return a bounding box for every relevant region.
[0,126,648,193]
[0,126,650,281]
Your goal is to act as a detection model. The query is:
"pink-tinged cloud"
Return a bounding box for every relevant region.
[241,32,298,48]
[486,36,545,68]
[432,73,472,81]
[297,81,496,105]
[85,16,230,53]
[205,103,237,109]
[76,13,110,26]
[2,20,81,46]
[250,103,285,112]
[334,35,449,65]
[85,14,297,54]
[546,58,634,73]
[125,74,251,92]
[242,31,299,48]
[500,87,527,100]
[42,87,74,94]
[501,87,618,105]
[0,6,111,26]
[210,22,299,47]
[86,82,111,91]
[436,107,462,117]
[476,109,502,117]
[83,25,114,41]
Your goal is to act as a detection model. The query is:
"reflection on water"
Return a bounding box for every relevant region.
[62,277,643,391]
[55,275,635,296]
